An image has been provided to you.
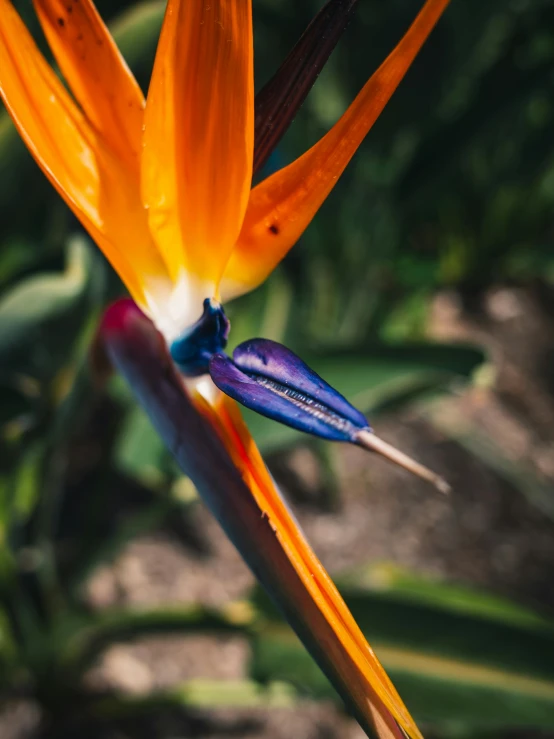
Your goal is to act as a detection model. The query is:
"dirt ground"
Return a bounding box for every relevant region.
[2,283,554,739]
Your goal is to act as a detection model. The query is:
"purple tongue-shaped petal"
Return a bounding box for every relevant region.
[209,339,451,494]
[209,339,369,442]
[233,339,369,428]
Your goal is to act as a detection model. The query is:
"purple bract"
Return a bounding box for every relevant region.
[209,338,370,442]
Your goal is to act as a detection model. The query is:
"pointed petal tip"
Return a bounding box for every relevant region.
[356,429,451,494]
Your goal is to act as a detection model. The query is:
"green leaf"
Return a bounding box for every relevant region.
[0,116,39,243]
[165,679,296,709]
[0,606,18,666]
[114,405,173,489]
[58,603,255,672]
[0,236,103,383]
[244,342,487,453]
[249,564,554,731]
[339,563,553,629]
[109,1,165,78]
[0,375,39,432]
[9,443,43,526]
[95,679,297,719]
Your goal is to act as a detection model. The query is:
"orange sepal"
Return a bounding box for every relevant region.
[33,0,145,170]
[142,0,254,286]
[0,0,170,308]
[222,0,450,299]
[194,389,423,739]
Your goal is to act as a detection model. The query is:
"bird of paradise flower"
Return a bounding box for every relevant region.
[0,0,450,736]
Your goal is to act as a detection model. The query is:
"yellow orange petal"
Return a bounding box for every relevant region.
[0,0,170,308]
[142,0,254,287]
[222,0,450,299]
[33,0,144,170]
[196,390,423,739]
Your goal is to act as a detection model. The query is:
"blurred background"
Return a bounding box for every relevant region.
[1,0,554,737]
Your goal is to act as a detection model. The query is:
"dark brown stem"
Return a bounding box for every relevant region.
[253,0,359,175]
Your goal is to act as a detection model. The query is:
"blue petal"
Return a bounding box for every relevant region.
[209,339,370,442]
[170,298,230,376]
[233,339,369,429]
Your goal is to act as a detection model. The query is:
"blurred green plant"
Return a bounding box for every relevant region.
[250,563,554,735]
[1,0,554,737]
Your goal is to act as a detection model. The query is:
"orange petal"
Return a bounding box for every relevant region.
[33,0,144,170]
[142,0,254,287]
[222,0,450,299]
[0,0,170,308]
[197,391,423,739]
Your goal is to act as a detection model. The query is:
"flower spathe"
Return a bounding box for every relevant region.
[0,1,451,737]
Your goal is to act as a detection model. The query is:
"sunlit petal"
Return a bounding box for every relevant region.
[0,0,170,308]
[222,0,450,299]
[33,0,144,169]
[142,0,254,287]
